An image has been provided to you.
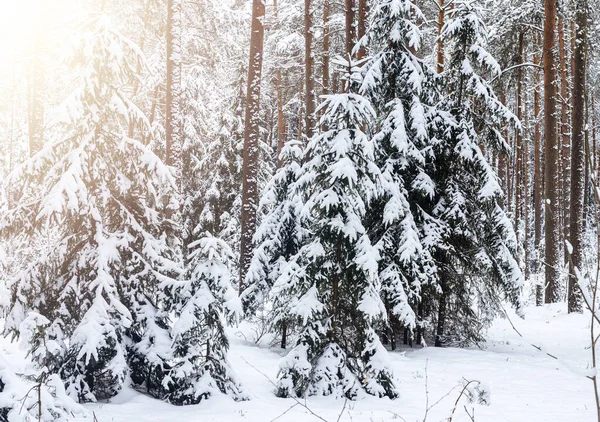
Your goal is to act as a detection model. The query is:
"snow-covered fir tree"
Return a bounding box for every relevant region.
[424,0,523,345]
[275,92,398,399]
[190,111,244,264]
[177,0,248,262]
[1,16,180,402]
[359,0,439,346]
[241,140,305,347]
[356,0,523,347]
[166,233,245,404]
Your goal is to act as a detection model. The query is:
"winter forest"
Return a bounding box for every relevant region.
[0,0,599,420]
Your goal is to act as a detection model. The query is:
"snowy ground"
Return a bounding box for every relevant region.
[1,304,596,421]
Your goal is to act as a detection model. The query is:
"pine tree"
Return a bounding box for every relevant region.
[276,92,398,399]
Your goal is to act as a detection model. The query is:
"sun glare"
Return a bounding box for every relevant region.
[0,0,80,79]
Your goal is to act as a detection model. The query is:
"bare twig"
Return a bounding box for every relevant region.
[423,360,430,422]
[447,380,479,422]
[271,403,300,422]
[464,406,475,422]
[336,398,348,422]
[418,360,461,422]
[500,306,562,362]
[240,356,328,422]
[18,384,40,415]
[489,63,544,83]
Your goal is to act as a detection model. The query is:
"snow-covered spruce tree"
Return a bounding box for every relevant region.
[166,234,245,404]
[275,93,398,399]
[425,0,523,346]
[177,0,248,261]
[1,16,180,402]
[358,0,438,346]
[241,140,305,348]
[191,112,244,263]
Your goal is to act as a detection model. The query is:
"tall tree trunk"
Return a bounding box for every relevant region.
[345,0,355,56]
[165,0,180,167]
[523,44,531,283]
[322,0,331,94]
[276,70,286,163]
[533,32,543,306]
[568,0,587,313]
[240,0,266,291]
[356,0,368,60]
[498,152,506,197]
[559,17,570,263]
[515,31,525,246]
[507,133,513,213]
[304,0,316,139]
[584,87,590,229]
[435,285,447,347]
[275,0,286,163]
[280,325,287,349]
[498,90,507,199]
[298,91,304,140]
[416,301,424,346]
[436,0,446,74]
[344,0,355,92]
[593,95,597,174]
[543,0,560,303]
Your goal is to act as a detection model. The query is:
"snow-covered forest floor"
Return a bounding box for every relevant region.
[2,304,594,422]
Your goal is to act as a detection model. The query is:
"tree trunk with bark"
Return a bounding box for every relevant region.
[322,0,331,94]
[240,0,266,292]
[304,0,316,139]
[437,0,446,74]
[345,0,355,56]
[344,0,355,93]
[533,32,543,306]
[356,0,368,60]
[543,0,560,303]
[568,0,587,313]
[523,43,531,283]
[275,0,286,163]
[435,285,447,347]
[498,89,507,199]
[593,95,597,173]
[276,70,286,163]
[559,17,570,262]
[515,31,525,245]
[165,0,180,167]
